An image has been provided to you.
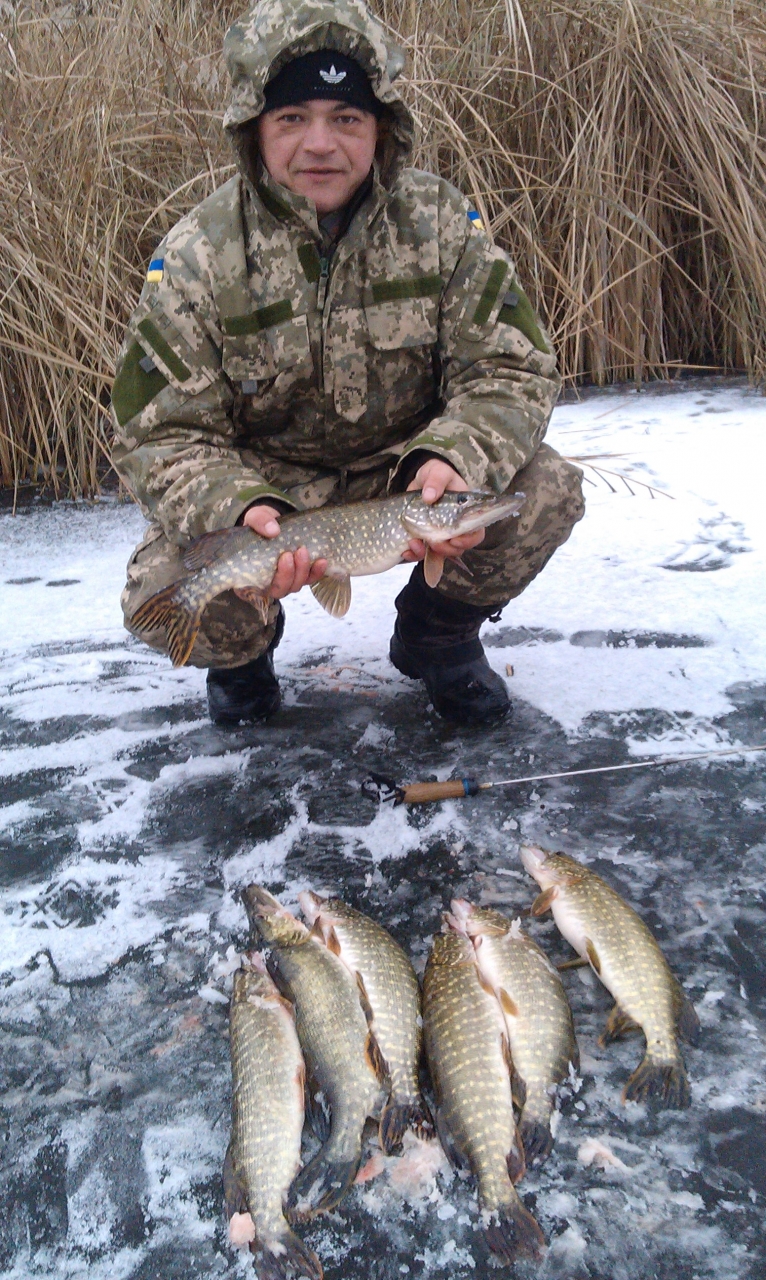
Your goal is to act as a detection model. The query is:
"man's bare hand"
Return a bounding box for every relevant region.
[238,503,327,601]
[403,458,485,563]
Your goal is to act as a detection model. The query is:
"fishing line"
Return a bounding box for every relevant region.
[362,742,766,806]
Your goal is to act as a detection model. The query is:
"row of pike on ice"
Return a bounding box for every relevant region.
[224,843,701,1278]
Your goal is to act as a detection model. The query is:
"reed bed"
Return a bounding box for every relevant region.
[2,0,766,499]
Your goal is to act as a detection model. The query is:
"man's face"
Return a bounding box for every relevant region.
[257,99,378,215]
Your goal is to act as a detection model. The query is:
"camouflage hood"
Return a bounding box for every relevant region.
[223,0,414,189]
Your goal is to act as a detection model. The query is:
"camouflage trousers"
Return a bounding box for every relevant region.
[122,443,584,668]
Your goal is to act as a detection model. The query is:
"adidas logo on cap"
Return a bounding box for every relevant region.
[320,64,347,84]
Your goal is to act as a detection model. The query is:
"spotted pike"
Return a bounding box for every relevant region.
[520,845,701,1109]
[130,490,525,666]
[224,954,322,1280]
[242,886,387,1217]
[299,891,432,1155]
[450,900,578,1166]
[422,928,545,1265]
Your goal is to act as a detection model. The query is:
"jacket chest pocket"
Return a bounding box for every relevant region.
[221,309,312,394]
[363,295,439,415]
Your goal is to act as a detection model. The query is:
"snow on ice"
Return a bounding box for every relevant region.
[1,380,765,1278]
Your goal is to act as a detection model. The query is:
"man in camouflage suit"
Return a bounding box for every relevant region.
[111,0,584,726]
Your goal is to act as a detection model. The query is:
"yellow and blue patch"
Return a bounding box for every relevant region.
[146,257,164,284]
[467,209,485,232]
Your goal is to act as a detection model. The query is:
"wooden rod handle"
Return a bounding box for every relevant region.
[400,779,478,804]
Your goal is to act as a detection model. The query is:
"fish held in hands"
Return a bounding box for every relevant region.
[299,891,432,1154]
[422,927,545,1265]
[129,489,525,666]
[450,899,578,1165]
[520,844,700,1109]
[242,886,387,1217]
[225,953,322,1280]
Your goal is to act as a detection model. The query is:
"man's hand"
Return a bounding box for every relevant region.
[403,458,485,563]
[239,503,327,601]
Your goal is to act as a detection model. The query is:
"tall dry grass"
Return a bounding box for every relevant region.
[2,0,766,500]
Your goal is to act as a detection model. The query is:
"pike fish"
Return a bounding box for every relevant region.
[224,954,322,1280]
[242,886,387,1216]
[451,899,578,1165]
[130,490,525,667]
[520,844,701,1109]
[299,891,432,1154]
[422,927,545,1265]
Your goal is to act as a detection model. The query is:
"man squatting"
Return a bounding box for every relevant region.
[111,0,584,727]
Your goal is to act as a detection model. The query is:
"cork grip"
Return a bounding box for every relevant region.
[400,779,476,804]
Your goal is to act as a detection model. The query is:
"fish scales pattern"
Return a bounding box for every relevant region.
[464,908,577,1162]
[244,892,382,1212]
[123,452,583,667]
[110,0,561,550]
[558,870,680,1056]
[304,896,427,1147]
[423,932,520,1210]
[524,849,700,1108]
[227,968,308,1254]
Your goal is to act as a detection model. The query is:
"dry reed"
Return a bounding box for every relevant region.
[2,0,766,500]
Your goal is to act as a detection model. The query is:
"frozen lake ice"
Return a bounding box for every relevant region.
[1,380,765,1278]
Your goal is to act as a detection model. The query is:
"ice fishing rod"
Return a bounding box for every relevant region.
[361,742,766,807]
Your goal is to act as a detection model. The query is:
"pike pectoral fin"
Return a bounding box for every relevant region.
[585,938,601,975]
[311,573,352,617]
[531,886,558,916]
[499,988,520,1018]
[235,586,271,626]
[600,1003,641,1045]
[423,546,444,588]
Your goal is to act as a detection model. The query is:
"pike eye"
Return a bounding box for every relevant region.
[456,493,469,504]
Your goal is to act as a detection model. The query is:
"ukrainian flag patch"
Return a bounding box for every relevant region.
[146,258,164,283]
[467,209,485,232]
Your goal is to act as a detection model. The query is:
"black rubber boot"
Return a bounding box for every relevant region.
[206,607,284,726]
[389,566,510,724]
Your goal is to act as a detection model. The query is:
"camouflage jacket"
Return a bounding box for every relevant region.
[110,0,560,544]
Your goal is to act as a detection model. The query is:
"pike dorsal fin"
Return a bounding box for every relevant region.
[423,546,444,588]
[182,527,248,571]
[311,573,352,617]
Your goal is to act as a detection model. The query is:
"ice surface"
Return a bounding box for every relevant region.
[1,381,765,1278]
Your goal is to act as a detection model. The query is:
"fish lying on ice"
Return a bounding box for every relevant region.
[422,926,545,1264]
[520,844,700,1108]
[130,489,525,666]
[299,891,432,1154]
[242,886,387,1216]
[224,953,322,1280]
[450,899,578,1164]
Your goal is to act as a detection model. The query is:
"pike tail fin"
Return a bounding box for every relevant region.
[379,1097,434,1155]
[130,582,202,667]
[519,1113,554,1166]
[623,1054,691,1109]
[287,1144,360,1219]
[484,1193,546,1264]
[252,1228,323,1280]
